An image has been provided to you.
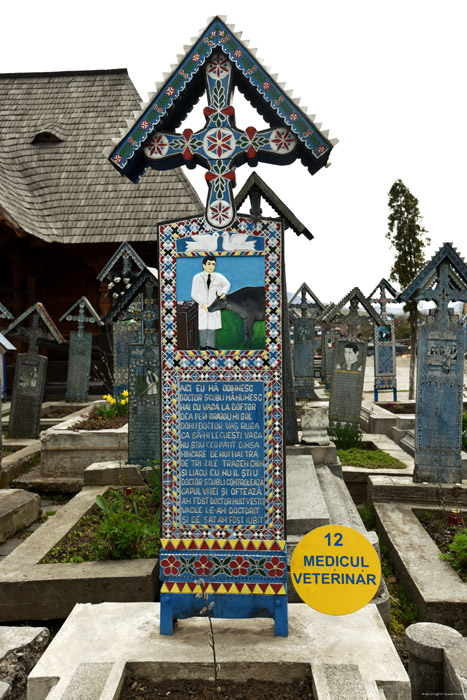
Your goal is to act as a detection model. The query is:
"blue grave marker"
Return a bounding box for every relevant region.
[6,303,64,438]
[288,283,324,400]
[60,297,103,402]
[108,16,336,637]
[368,279,398,402]
[105,267,160,466]
[400,243,467,483]
[97,243,146,394]
[324,289,383,426]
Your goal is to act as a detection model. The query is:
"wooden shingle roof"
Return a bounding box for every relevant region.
[0,69,203,244]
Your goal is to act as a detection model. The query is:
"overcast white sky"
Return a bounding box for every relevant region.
[2,0,466,303]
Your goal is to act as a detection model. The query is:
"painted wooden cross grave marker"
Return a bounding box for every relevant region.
[60,297,103,402]
[108,16,335,637]
[400,243,467,483]
[324,289,383,426]
[97,243,146,394]
[105,267,160,466]
[6,303,64,438]
[368,279,398,402]
[289,283,324,400]
[317,303,340,390]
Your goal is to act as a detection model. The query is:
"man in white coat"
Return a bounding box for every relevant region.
[191,255,230,350]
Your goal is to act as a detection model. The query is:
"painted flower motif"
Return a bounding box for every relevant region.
[269,128,296,153]
[140,120,149,130]
[145,133,169,158]
[161,555,181,577]
[262,81,271,91]
[113,154,122,164]
[229,556,250,577]
[207,54,230,78]
[192,53,201,62]
[165,86,175,97]
[179,69,188,78]
[218,30,225,36]
[234,49,243,58]
[194,555,214,577]
[318,145,326,153]
[290,113,298,121]
[210,30,216,37]
[208,201,233,227]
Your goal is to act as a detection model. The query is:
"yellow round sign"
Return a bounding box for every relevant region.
[290,525,381,615]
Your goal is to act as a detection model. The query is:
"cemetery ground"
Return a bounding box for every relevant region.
[0,356,466,698]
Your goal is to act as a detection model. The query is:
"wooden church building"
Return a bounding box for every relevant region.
[0,68,203,327]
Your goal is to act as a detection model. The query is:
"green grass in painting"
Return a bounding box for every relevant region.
[338,448,406,469]
[215,310,265,350]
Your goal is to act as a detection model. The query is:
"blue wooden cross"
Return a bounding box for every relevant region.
[420,261,467,322]
[143,52,297,229]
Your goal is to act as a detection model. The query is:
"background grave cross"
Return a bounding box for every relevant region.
[345,298,364,337]
[115,278,159,345]
[419,261,467,321]
[60,297,102,338]
[144,52,297,229]
[11,310,61,357]
[369,279,398,318]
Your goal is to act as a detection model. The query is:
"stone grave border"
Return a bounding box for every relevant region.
[0,485,158,622]
[341,433,413,504]
[370,475,467,635]
[39,402,128,479]
[360,400,416,438]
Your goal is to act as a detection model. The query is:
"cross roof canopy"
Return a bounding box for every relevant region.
[235,172,312,239]
[107,16,336,229]
[399,243,467,306]
[6,302,65,353]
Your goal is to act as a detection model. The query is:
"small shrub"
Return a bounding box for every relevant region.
[440,529,467,577]
[328,422,362,450]
[462,413,467,451]
[95,390,129,419]
[94,489,160,560]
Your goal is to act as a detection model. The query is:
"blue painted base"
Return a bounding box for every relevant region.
[374,388,397,402]
[160,593,288,637]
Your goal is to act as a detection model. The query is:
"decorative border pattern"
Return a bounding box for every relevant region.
[110,18,331,174]
[158,214,285,595]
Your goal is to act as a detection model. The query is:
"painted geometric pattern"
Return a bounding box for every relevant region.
[158,215,285,594]
[375,375,397,389]
[111,18,330,172]
[161,581,286,595]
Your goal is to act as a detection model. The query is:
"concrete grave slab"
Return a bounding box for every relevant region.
[28,602,410,700]
[0,626,48,700]
[285,453,329,534]
[0,489,41,543]
[40,404,128,478]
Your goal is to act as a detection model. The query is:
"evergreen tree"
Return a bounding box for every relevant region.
[386,179,430,399]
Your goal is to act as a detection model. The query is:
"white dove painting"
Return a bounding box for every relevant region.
[221,232,256,252]
[184,231,219,252]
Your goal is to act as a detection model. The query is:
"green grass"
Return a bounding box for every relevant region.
[338,447,406,469]
[215,310,265,350]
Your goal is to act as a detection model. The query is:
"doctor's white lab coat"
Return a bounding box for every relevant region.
[191,272,230,330]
